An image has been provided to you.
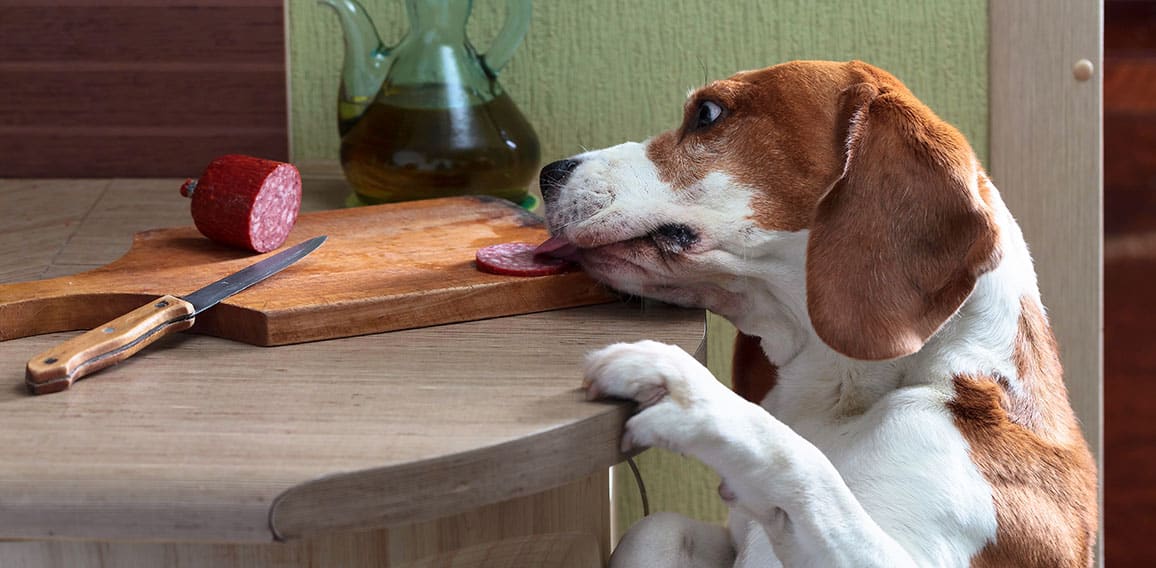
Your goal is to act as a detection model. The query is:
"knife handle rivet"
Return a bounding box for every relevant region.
[102,327,116,333]
[155,300,170,308]
[44,357,58,364]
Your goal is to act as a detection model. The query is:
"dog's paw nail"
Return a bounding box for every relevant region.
[718,480,737,503]
[624,428,642,455]
[620,431,636,453]
[582,377,601,400]
[584,382,602,401]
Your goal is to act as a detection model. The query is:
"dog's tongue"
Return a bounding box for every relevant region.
[534,236,580,260]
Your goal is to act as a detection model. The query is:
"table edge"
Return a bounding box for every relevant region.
[269,397,635,540]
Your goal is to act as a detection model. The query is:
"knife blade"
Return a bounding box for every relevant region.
[24,235,327,395]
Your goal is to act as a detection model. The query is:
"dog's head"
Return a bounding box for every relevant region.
[540,60,1000,361]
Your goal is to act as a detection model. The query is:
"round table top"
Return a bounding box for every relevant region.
[0,178,704,543]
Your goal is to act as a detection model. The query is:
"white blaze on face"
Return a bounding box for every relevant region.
[544,140,797,314]
[545,141,668,248]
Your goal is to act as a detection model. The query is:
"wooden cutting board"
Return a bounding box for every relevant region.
[0,196,616,346]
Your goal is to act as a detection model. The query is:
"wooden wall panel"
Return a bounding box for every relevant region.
[1104,1,1156,565]
[1104,113,1156,234]
[1105,0,1156,54]
[0,1,287,178]
[0,68,285,129]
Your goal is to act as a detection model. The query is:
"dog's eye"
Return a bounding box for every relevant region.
[692,100,724,130]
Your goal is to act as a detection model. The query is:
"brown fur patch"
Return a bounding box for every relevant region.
[731,332,778,403]
[1007,298,1084,440]
[646,61,862,232]
[949,298,1098,567]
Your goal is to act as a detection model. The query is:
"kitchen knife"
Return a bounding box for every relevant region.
[24,235,327,395]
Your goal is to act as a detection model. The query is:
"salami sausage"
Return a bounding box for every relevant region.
[180,155,302,253]
[476,242,575,276]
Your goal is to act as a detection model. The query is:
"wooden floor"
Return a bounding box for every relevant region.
[1105,1,1156,564]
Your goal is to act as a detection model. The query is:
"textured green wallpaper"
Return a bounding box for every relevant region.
[288,0,987,165]
[287,0,987,541]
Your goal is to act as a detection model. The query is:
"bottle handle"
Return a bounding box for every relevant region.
[481,0,531,76]
[320,0,393,103]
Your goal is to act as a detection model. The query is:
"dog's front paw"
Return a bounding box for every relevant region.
[583,340,733,453]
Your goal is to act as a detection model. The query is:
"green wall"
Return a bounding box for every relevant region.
[287,0,988,540]
[288,0,987,165]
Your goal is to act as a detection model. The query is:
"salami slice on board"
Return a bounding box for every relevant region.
[476,242,576,277]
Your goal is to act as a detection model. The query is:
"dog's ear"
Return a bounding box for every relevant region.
[805,83,1000,361]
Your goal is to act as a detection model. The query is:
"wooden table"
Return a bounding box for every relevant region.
[0,179,705,567]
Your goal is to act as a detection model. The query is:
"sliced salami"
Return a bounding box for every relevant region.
[476,242,575,277]
[180,155,302,253]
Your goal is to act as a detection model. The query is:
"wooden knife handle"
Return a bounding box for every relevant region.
[25,295,196,394]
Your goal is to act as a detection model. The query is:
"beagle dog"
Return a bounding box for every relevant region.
[538,61,1098,567]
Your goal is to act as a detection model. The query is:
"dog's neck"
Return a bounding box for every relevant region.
[717,180,1039,418]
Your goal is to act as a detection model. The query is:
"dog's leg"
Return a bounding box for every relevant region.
[610,511,735,568]
[584,341,918,568]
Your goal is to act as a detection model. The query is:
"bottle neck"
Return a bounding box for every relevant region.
[405,0,472,43]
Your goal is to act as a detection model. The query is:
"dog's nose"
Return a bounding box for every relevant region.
[539,159,581,202]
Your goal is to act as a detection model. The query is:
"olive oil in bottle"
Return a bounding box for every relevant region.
[339,87,540,205]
